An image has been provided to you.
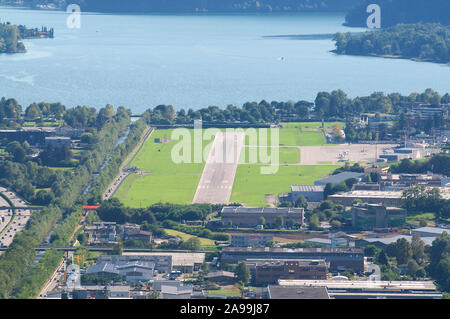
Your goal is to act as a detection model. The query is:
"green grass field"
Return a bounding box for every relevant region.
[163,229,217,248]
[239,147,300,164]
[114,129,209,207]
[244,128,327,147]
[281,121,345,128]
[230,164,339,206]
[115,127,338,208]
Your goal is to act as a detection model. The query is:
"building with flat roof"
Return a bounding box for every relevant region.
[98,254,172,273]
[86,261,155,283]
[205,271,236,285]
[314,172,364,186]
[221,207,304,228]
[121,252,205,273]
[221,247,364,273]
[411,226,449,238]
[288,185,325,203]
[328,190,404,207]
[355,234,435,248]
[329,187,450,207]
[278,280,442,299]
[267,285,330,299]
[349,203,406,230]
[45,136,71,148]
[248,259,328,284]
[230,234,274,247]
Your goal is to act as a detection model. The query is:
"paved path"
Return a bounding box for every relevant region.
[192,131,244,204]
[103,126,153,200]
[298,144,399,165]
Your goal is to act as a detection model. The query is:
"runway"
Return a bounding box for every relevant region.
[192,131,245,204]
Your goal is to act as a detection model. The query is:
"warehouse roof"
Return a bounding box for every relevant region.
[268,285,329,299]
[291,185,325,192]
[314,172,364,186]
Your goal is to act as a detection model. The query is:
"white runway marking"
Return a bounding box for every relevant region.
[192,131,245,204]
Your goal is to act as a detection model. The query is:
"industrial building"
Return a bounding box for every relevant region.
[221,247,364,273]
[277,280,443,299]
[284,185,325,203]
[230,234,274,247]
[349,203,406,229]
[411,226,449,238]
[221,207,304,228]
[247,259,328,284]
[314,172,364,186]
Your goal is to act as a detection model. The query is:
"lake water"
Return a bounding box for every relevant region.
[0,7,449,113]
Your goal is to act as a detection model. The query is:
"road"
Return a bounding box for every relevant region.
[0,187,32,249]
[38,251,73,299]
[103,126,153,200]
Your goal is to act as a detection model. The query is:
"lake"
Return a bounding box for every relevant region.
[0,7,449,113]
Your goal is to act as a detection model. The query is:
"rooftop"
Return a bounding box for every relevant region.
[222,247,362,254]
[122,252,205,266]
[291,185,325,192]
[314,172,364,186]
[267,285,329,299]
[278,280,440,292]
[221,207,304,214]
[412,227,449,235]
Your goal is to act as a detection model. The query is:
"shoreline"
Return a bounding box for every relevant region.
[330,50,448,65]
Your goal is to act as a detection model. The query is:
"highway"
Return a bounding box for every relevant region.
[0,187,32,250]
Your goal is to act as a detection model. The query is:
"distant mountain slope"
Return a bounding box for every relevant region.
[1,0,363,13]
[345,0,450,27]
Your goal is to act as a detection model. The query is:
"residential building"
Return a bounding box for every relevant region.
[221,207,304,228]
[125,230,152,243]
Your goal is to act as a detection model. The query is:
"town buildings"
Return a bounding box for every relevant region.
[221,207,304,228]
[221,247,364,273]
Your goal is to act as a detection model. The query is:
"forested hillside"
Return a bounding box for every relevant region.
[345,0,450,27]
[0,23,25,53]
[0,0,363,12]
[333,23,450,64]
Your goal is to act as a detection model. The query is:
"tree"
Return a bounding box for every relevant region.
[258,216,266,226]
[275,215,284,228]
[411,234,425,264]
[393,238,413,265]
[235,262,250,285]
[294,195,308,209]
[111,241,123,255]
[406,259,419,277]
[376,250,389,265]
[181,237,201,251]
